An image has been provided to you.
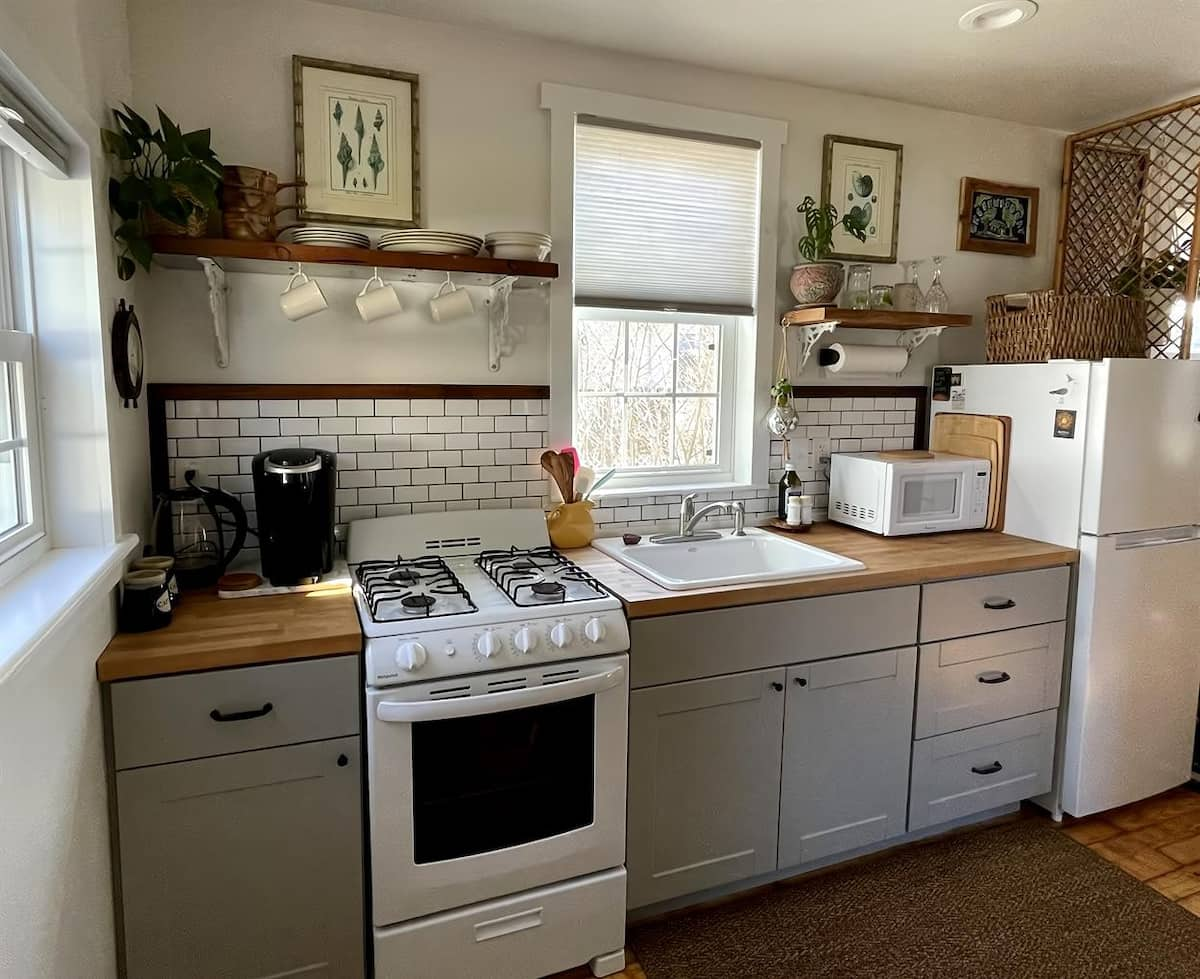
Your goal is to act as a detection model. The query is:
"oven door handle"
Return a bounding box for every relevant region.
[375,665,626,723]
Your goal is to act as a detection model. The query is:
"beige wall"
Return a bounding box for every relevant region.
[130,0,1065,385]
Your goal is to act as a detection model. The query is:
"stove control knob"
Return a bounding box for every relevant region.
[476,631,501,658]
[396,641,427,672]
[550,622,574,649]
[514,626,537,654]
[584,617,606,644]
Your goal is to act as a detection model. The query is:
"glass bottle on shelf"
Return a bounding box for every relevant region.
[892,260,924,312]
[847,264,872,310]
[922,255,950,313]
[777,462,801,519]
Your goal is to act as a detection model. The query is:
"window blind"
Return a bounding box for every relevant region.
[0,77,69,179]
[573,116,761,315]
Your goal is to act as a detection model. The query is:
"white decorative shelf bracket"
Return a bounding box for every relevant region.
[782,319,839,371]
[197,257,230,368]
[895,326,945,355]
[485,276,517,372]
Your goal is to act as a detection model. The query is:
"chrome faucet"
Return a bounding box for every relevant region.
[650,493,745,544]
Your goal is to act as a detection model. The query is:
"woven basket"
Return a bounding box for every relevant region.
[986,291,1146,362]
[143,184,208,238]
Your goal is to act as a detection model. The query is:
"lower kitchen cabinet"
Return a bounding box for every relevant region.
[626,668,786,908]
[117,738,364,979]
[778,647,917,866]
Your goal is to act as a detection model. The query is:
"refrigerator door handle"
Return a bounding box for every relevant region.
[1112,526,1200,550]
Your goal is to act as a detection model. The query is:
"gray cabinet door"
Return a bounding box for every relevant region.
[778,647,917,868]
[117,737,364,979]
[627,668,786,909]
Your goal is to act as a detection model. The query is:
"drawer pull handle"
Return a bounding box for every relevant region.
[794,677,808,687]
[983,598,1016,610]
[971,761,1003,775]
[209,702,273,723]
[978,671,1012,684]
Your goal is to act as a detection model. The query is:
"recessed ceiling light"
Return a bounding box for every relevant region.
[958,0,1038,31]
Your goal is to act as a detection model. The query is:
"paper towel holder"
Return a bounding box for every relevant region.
[818,343,910,376]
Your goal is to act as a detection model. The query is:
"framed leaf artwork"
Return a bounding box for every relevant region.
[293,56,421,228]
[957,177,1039,257]
[821,135,903,263]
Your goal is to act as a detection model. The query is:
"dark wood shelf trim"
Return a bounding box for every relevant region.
[149,236,558,280]
[148,382,551,400]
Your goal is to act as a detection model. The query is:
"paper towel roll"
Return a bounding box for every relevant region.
[821,342,909,374]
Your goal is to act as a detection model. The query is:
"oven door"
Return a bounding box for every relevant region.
[887,468,969,534]
[367,654,628,925]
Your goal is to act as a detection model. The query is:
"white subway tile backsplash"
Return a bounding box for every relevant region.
[375,399,410,416]
[479,498,511,510]
[219,400,259,418]
[478,465,511,482]
[444,399,479,416]
[411,399,445,416]
[220,437,260,455]
[462,449,495,466]
[281,417,319,436]
[376,469,413,486]
[340,470,376,488]
[446,500,479,511]
[338,435,376,452]
[495,449,526,465]
[446,466,479,483]
[357,451,393,469]
[319,417,356,435]
[429,484,463,501]
[393,417,429,434]
[444,434,478,450]
[197,418,240,437]
[427,451,462,468]
[177,438,219,456]
[166,419,197,438]
[300,399,337,416]
[378,503,414,516]
[241,418,280,437]
[356,416,392,435]
[308,436,339,452]
[494,416,525,432]
[259,399,299,417]
[427,416,462,433]
[337,398,374,416]
[463,483,496,499]
[479,432,511,449]
[375,434,412,451]
[525,415,549,432]
[410,434,445,451]
[393,451,429,468]
[510,432,541,448]
[359,487,394,505]
[413,502,447,513]
[478,399,509,416]
[175,399,219,418]
[394,486,430,504]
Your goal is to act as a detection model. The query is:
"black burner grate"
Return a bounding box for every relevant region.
[355,555,478,621]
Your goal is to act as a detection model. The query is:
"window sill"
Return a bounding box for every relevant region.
[0,534,139,684]
[591,480,759,501]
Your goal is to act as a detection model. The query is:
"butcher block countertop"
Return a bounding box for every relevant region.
[570,524,1078,619]
[97,585,361,682]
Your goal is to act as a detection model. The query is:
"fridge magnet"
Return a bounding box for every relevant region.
[293,56,420,228]
[1054,409,1077,439]
[957,177,1039,257]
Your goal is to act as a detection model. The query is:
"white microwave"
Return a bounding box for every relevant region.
[828,452,991,536]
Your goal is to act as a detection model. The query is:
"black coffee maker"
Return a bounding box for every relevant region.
[252,448,336,586]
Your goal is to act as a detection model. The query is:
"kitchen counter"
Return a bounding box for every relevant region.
[571,523,1078,618]
[97,585,361,682]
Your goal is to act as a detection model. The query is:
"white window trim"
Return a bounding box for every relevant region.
[541,83,786,494]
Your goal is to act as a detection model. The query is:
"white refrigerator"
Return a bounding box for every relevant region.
[931,359,1200,817]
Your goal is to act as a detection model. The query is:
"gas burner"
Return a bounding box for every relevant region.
[476,546,610,608]
[355,556,478,622]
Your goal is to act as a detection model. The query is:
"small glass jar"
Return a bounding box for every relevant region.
[785,489,804,527]
[869,284,893,309]
[847,264,872,309]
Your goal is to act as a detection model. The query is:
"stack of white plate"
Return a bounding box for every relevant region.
[377,230,483,256]
[484,231,552,261]
[278,226,370,248]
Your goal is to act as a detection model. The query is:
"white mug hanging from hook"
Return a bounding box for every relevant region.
[279,263,328,321]
[429,272,474,322]
[356,267,403,323]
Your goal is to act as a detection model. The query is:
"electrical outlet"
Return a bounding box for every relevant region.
[808,436,832,469]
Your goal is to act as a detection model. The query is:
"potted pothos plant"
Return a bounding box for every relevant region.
[102,105,223,280]
[789,196,867,307]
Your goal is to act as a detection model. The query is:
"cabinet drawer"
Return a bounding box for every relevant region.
[914,623,1065,739]
[919,567,1070,642]
[111,655,359,770]
[908,709,1056,831]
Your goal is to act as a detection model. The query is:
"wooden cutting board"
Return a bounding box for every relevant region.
[931,413,1010,531]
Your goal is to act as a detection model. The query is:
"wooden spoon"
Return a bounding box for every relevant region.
[540,450,575,503]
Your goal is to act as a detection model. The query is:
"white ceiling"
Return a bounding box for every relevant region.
[312,0,1199,130]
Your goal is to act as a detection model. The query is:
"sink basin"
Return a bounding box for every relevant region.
[592,528,865,590]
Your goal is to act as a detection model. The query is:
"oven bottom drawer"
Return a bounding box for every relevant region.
[374,867,627,979]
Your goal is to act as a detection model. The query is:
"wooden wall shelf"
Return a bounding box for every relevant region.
[150,236,558,284]
[781,307,972,329]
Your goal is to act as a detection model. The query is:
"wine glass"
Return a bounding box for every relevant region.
[894,259,925,312]
[922,256,950,313]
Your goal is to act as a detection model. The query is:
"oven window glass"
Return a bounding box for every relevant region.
[900,475,958,518]
[411,693,595,864]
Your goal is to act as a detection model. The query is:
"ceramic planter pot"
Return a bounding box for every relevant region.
[789,262,844,306]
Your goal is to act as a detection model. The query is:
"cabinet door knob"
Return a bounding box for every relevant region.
[794,677,808,687]
[770,682,783,692]
[982,598,1016,610]
[209,702,273,723]
[337,754,349,767]
[978,671,1012,684]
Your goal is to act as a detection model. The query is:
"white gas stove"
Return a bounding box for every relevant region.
[347,510,630,979]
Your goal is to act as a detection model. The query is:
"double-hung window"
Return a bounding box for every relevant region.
[0,146,44,564]
[571,117,762,488]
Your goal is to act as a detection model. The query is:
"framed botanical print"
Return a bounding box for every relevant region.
[821,135,903,263]
[957,177,1039,257]
[293,56,421,228]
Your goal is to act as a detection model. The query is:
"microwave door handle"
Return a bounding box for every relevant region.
[376,665,626,723]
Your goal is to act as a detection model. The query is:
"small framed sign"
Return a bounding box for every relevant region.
[293,55,421,228]
[957,177,1039,257]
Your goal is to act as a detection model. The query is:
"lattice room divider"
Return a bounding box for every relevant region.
[1054,95,1200,359]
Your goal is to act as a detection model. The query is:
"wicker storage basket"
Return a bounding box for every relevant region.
[986,291,1145,362]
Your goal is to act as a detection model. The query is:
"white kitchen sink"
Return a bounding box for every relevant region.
[591,527,865,590]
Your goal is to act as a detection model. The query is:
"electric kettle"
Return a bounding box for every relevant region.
[151,469,248,588]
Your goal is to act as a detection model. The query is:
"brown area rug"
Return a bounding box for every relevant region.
[629,820,1200,978]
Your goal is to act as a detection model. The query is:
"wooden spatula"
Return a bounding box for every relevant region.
[540,450,575,504]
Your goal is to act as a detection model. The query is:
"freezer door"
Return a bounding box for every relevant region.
[931,363,1090,548]
[1060,527,1200,817]
[1081,359,1200,536]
